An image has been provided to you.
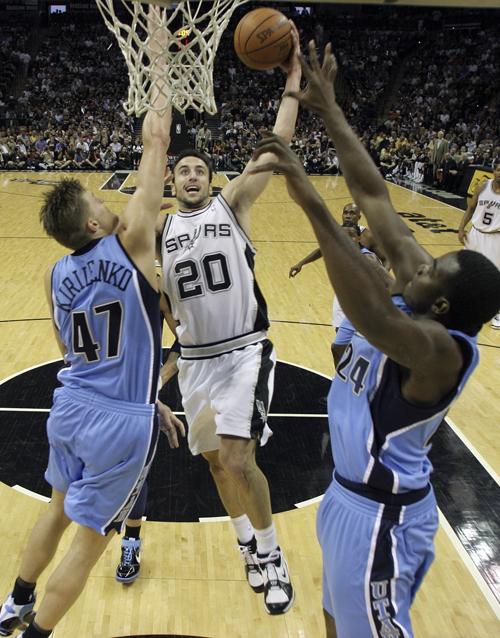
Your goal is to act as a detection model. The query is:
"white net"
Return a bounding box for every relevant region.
[94,0,249,115]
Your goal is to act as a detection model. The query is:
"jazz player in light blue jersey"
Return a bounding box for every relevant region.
[248,42,500,638]
[0,18,184,638]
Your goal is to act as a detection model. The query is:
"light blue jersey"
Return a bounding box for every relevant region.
[320,295,479,636]
[328,295,479,493]
[46,234,161,534]
[51,235,162,404]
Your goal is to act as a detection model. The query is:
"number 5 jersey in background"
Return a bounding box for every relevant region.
[51,235,162,404]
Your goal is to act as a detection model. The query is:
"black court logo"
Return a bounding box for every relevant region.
[0,357,333,521]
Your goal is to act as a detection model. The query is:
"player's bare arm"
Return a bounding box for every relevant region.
[458,181,487,245]
[250,134,463,404]
[44,264,67,358]
[221,22,302,235]
[289,247,322,277]
[158,287,180,386]
[119,8,172,289]
[287,41,432,291]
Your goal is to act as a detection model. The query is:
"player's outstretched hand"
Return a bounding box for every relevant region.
[285,40,337,116]
[249,132,318,208]
[458,228,467,246]
[157,400,185,449]
[280,21,301,77]
[289,263,302,278]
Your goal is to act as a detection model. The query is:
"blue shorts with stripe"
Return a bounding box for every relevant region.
[45,386,159,535]
[317,475,438,638]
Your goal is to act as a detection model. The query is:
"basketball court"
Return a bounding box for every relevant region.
[0,0,499,636]
[0,168,498,637]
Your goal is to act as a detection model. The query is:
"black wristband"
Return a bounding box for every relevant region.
[169,338,181,354]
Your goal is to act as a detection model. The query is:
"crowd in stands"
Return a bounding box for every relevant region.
[0,20,135,172]
[0,5,498,197]
[0,26,31,111]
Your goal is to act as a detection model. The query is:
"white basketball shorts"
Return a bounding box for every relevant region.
[466,227,500,269]
[177,340,275,455]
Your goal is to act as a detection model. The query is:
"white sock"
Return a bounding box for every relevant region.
[255,522,278,556]
[231,514,254,545]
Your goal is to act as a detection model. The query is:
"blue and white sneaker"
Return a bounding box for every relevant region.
[115,537,141,584]
[0,593,36,636]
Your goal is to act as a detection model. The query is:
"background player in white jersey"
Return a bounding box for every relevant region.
[249,41,500,638]
[458,161,500,328]
[289,204,387,360]
[158,23,301,615]
[0,16,184,638]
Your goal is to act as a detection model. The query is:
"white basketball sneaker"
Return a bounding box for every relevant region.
[491,313,500,329]
[238,537,264,593]
[0,593,36,636]
[259,547,295,615]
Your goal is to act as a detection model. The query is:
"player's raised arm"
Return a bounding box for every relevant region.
[119,7,172,287]
[249,135,462,381]
[288,41,433,290]
[222,22,302,234]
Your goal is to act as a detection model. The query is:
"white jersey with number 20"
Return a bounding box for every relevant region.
[161,194,269,355]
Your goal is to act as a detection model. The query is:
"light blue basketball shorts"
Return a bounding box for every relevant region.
[317,476,439,638]
[45,386,158,535]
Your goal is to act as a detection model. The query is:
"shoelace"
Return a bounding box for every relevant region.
[239,545,259,568]
[122,546,134,565]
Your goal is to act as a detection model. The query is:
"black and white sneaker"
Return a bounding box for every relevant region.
[115,537,141,584]
[0,593,36,636]
[259,547,295,615]
[238,537,264,593]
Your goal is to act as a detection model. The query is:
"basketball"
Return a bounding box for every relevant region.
[234,7,292,71]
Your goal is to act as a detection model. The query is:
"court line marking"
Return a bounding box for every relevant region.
[438,508,500,619]
[295,494,324,508]
[12,485,50,503]
[0,359,63,386]
[388,180,466,214]
[445,416,500,486]
[0,408,50,412]
[199,515,231,523]
[0,318,51,323]
[2,358,499,612]
[0,407,329,418]
[277,358,332,380]
[8,485,499,615]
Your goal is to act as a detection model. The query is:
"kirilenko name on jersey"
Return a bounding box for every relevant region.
[54,258,133,311]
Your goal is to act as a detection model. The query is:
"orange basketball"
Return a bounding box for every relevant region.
[234,7,292,71]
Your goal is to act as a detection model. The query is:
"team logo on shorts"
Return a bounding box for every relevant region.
[255,399,267,423]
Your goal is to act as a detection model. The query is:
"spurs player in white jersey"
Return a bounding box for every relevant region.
[459,161,500,328]
[158,24,301,615]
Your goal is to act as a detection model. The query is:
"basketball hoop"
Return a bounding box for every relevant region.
[94,0,249,115]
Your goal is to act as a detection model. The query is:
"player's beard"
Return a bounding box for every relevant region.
[177,190,210,210]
